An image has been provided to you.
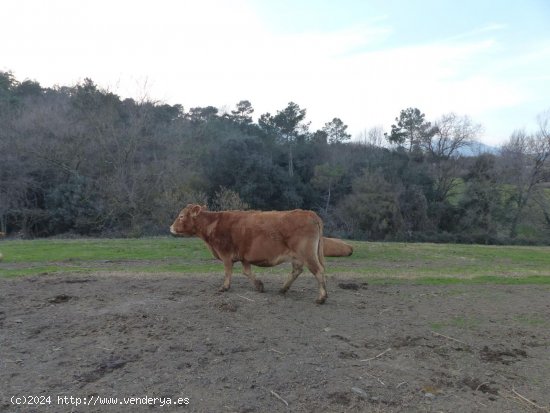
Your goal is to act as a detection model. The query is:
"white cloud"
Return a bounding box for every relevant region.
[2,0,546,144]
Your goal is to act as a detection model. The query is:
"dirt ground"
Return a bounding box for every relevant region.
[1,270,550,412]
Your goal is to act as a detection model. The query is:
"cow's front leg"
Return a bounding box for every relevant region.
[219,259,233,292]
[242,262,264,292]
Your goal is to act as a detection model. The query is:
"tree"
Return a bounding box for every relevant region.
[200,136,300,210]
[500,126,550,238]
[459,154,500,242]
[265,102,308,177]
[210,187,249,211]
[15,80,43,97]
[186,106,219,123]
[426,113,482,159]
[322,117,351,144]
[534,110,550,232]
[2,70,550,244]
[398,185,429,233]
[229,100,254,125]
[312,163,344,213]
[0,71,17,97]
[423,113,483,204]
[358,126,385,147]
[385,107,436,152]
[0,71,20,111]
[337,171,403,239]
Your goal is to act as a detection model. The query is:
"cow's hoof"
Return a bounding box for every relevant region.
[315,296,327,305]
[218,285,230,293]
[279,287,288,295]
[255,280,264,293]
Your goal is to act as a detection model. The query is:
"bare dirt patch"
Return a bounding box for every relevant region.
[1,272,550,412]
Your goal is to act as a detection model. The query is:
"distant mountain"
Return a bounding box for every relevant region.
[458,141,499,157]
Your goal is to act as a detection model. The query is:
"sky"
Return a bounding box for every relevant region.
[2,0,550,145]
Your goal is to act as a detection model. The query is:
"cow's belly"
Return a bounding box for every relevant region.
[250,256,292,267]
[249,254,292,267]
[242,242,293,267]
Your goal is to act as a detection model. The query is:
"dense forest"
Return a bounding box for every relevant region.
[1,71,549,243]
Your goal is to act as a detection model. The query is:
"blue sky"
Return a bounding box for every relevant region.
[2,0,549,144]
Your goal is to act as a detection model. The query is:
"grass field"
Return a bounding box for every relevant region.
[1,237,550,284]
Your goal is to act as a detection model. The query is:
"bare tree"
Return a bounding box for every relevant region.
[358,126,385,147]
[500,119,550,237]
[425,113,483,203]
[538,109,550,141]
[210,187,249,211]
[426,113,482,159]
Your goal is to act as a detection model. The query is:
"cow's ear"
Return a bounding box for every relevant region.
[190,204,202,217]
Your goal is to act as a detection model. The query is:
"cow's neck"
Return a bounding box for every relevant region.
[194,211,220,241]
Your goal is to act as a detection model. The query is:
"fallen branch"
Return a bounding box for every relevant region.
[360,348,391,362]
[431,331,468,346]
[475,381,490,392]
[270,390,289,407]
[511,387,550,412]
[269,348,285,355]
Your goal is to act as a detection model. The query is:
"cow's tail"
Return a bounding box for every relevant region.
[315,217,325,272]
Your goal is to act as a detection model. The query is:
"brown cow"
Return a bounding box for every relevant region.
[323,237,353,257]
[170,204,328,304]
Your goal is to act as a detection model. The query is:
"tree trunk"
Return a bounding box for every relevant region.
[325,181,332,214]
[288,144,294,177]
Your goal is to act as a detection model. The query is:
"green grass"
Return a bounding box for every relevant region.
[1,237,550,284]
[367,275,550,285]
[513,314,548,327]
[344,241,550,279]
[0,237,212,262]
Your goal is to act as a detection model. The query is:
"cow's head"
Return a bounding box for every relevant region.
[170,204,206,236]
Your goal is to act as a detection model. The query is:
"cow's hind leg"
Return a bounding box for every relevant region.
[291,237,328,304]
[305,257,328,304]
[242,262,264,292]
[219,259,233,292]
[280,260,303,294]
